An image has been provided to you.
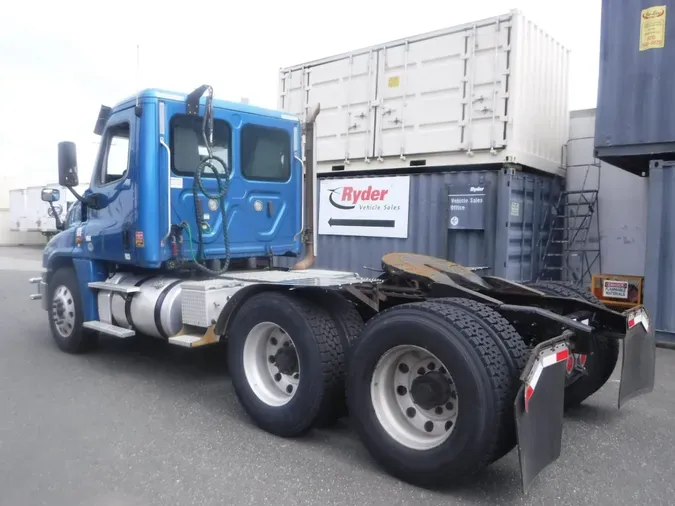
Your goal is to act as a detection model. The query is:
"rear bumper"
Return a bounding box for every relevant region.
[515,305,655,493]
[29,275,48,311]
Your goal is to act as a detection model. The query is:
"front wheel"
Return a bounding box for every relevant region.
[47,267,97,354]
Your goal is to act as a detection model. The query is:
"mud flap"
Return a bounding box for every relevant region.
[515,336,570,493]
[619,306,656,408]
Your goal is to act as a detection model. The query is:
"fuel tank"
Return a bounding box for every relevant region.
[97,273,184,339]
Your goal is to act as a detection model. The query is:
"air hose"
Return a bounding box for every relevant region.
[184,85,232,276]
[189,154,231,275]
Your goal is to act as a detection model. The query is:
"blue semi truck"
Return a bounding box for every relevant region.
[29,84,655,492]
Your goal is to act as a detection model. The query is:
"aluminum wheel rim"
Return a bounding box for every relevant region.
[242,322,300,407]
[370,345,458,451]
[52,285,76,338]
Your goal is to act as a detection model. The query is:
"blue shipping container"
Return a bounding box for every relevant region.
[644,160,675,346]
[277,167,563,282]
[595,0,675,175]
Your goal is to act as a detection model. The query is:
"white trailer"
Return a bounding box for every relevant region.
[278,10,570,176]
[9,184,67,234]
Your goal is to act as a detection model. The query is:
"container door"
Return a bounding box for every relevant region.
[279,52,379,163]
[373,19,510,159]
[463,20,510,152]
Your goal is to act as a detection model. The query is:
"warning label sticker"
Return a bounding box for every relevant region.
[640,5,667,51]
[602,280,630,299]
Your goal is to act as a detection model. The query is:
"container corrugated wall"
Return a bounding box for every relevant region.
[643,160,675,346]
[277,167,562,281]
[595,0,675,175]
[278,10,569,177]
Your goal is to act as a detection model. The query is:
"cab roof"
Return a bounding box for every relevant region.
[112,88,300,122]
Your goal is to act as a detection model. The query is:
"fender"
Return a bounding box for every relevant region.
[213,284,290,339]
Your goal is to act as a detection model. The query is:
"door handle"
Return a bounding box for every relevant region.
[122,224,131,250]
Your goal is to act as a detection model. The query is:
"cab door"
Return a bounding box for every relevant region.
[84,106,137,263]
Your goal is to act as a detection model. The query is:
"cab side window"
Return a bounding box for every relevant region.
[241,125,291,182]
[65,201,81,228]
[170,114,231,177]
[98,122,130,185]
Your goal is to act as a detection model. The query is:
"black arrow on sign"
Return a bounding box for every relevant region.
[328,218,396,228]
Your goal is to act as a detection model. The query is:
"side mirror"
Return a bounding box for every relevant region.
[41,188,61,203]
[58,141,79,187]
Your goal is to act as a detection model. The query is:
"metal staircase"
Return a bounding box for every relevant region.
[536,163,602,285]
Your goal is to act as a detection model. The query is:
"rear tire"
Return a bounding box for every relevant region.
[47,267,97,354]
[227,291,344,437]
[433,297,528,461]
[526,280,620,409]
[295,290,365,425]
[346,301,512,487]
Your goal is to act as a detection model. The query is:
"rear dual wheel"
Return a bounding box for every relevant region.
[346,299,527,487]
[227,291,360,437]
[526,281,620,409]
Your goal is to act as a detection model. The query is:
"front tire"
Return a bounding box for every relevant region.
[346,301,512,487]
[227,291,345,437]
[47,267,96,354]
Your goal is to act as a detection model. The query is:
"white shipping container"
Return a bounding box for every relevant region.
[278,10,570,176]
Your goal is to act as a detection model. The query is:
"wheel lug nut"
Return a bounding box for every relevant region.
[427,362,436,370]
[445,402,454,410]
[396,385,407,396]
[286,385,293,394]
[270,337,278,346]
[274,373,282,382]
[398,363,409,373]
[406,407,416,418]
[424,421,434,432]
[417,367,425,375]
[269,355,276,363]
[435,407,443,415]
[293,373,299,380]
[445,421,453,431]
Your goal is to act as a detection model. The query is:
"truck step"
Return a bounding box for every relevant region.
[168,326,220,348]
[88,281,141,294]
[83,321,136,338]
[168,335,204,347]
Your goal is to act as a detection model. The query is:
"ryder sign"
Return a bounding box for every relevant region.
[318,176,410,238]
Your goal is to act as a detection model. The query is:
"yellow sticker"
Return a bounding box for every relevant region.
[388,76,400,88]
[640,5,667,51]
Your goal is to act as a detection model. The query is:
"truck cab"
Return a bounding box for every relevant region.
[45,87,303,272]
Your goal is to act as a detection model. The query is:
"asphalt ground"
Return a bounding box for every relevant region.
[0,246,673,506]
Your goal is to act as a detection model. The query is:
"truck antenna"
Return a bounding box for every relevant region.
[134,44,142,117]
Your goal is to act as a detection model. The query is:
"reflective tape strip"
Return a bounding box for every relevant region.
[628,309,650,331]
[524,345,569,412]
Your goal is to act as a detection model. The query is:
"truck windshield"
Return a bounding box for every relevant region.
[170,114,230,176]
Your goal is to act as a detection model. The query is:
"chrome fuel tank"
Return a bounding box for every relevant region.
[97,273,184,339]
